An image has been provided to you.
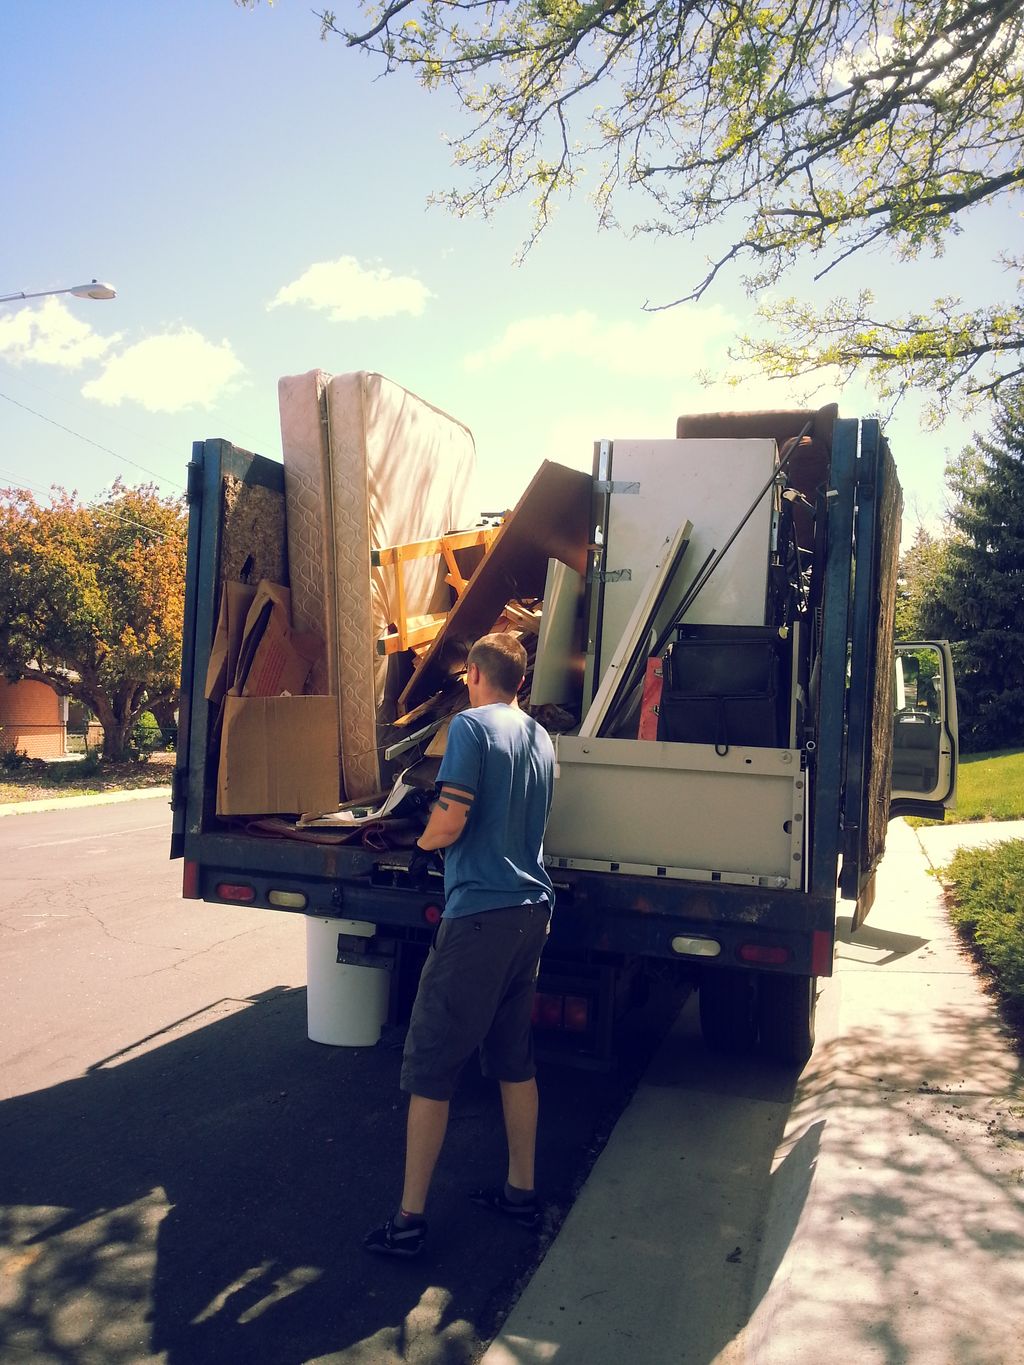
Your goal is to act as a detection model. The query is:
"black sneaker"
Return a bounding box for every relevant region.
[469,1185,540,1229]
[362,1215,427,1258]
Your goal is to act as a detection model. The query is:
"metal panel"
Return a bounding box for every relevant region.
[530,559,586,706]
[593,438,778,685]
[808,419,857,898]
[546,736,805,887]
[840,420,882,901]
[170,444,206,859]
[579,520,693,738]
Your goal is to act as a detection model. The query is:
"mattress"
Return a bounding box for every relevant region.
[278,370,334,699]
[327,372,476,796]
[281,370,476,800]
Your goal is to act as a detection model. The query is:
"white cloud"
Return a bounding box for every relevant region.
[268,256,432,321]
[82,329,245,412]
[828,27,1023,93]
[0,297,117,369]
[463,306,737,378]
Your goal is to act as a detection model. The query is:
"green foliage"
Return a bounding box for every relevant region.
[133,710,164,753]
[1,747,31,772]
[935,387,1024,750]
[0,480,186,761]
[944,748,1024,822]
[945,838,1024,1007]
[897,388,1024,751]
[896,527,949,640]
[313,0,1024,414]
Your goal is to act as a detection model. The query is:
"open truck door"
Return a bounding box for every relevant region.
[889,640,958,820]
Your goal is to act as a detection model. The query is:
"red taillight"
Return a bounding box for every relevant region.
[811,929,834,976]
[423,904,443,926]
[563,995,590,1033]
[532,992,563,1029]
[182,860,199,900]
[738,943,791,966]
[215,882,256,903]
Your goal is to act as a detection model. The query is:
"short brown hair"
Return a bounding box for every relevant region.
[468,633,527,697]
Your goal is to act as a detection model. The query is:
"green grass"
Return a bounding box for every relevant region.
[945,839,1024,1018]
[911,747,1024,825]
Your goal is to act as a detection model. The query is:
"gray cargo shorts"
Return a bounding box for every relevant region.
[400,901,551,1101]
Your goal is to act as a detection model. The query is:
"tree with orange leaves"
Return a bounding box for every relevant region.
[0,479,186,760]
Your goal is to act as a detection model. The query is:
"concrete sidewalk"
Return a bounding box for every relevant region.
[483,820,1024,1365]
[0,785,171,817]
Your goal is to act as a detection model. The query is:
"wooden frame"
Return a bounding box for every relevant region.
[373,526,500,655]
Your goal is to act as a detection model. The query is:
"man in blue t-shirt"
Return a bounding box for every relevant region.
[364,633,555,1258]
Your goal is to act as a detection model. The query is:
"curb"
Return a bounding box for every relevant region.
[0,786,172,818]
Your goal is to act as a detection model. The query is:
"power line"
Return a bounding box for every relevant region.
[0,467,174,541]
[0,359,187,465]
[0,389,172,485]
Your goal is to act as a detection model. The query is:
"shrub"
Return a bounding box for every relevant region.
[78,751,103,779]
[1,748,31,772]
[945,840,1024,1007]
[133,711,164,753]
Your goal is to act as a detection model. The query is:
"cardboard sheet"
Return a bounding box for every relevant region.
[232,581,322,699]
[217,695,340,817]
[205,580,257,704]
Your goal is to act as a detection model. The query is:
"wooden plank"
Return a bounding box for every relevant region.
[503,601,543,634]
[397,461,593,714]
[371,527,499,568]
[377,615,448,656]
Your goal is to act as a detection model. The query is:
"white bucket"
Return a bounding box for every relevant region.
[305,917,390,1047]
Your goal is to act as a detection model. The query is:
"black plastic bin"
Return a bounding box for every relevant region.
[657,626,788,749]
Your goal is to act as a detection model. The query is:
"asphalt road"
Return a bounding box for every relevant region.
[0,799,682,1365]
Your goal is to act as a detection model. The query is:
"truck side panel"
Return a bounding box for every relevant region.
[808,418,857,899]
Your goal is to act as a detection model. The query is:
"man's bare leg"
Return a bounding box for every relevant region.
[499,1077,538,1192]
[400,1094,450,1216]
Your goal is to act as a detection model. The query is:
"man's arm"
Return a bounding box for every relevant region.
[416,784,475,851]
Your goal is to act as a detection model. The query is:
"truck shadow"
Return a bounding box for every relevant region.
[0,983,680,1364]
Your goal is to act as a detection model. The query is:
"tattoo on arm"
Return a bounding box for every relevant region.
[438,788,474,808]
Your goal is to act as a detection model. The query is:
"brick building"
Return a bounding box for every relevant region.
[0,677,67,758]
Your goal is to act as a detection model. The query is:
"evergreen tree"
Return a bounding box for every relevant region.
[935,388,1024,751]
[896,526,948,642]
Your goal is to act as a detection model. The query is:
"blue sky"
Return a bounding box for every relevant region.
[1,2,1013,538]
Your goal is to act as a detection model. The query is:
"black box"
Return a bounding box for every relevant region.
[659,627,788,748]
[656,691,782,748]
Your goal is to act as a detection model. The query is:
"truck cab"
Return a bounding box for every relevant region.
[891,642,959,819]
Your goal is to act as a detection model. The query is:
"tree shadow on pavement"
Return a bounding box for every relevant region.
[741,994,1024,1364]
[545,976,1024,1365]
[0,983,679,1365]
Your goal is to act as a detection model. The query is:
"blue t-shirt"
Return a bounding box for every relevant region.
[436,703,555,918]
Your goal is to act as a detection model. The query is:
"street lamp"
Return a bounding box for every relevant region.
[0,280,117,304]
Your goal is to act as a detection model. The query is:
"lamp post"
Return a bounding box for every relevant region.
[0,280,117,304]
